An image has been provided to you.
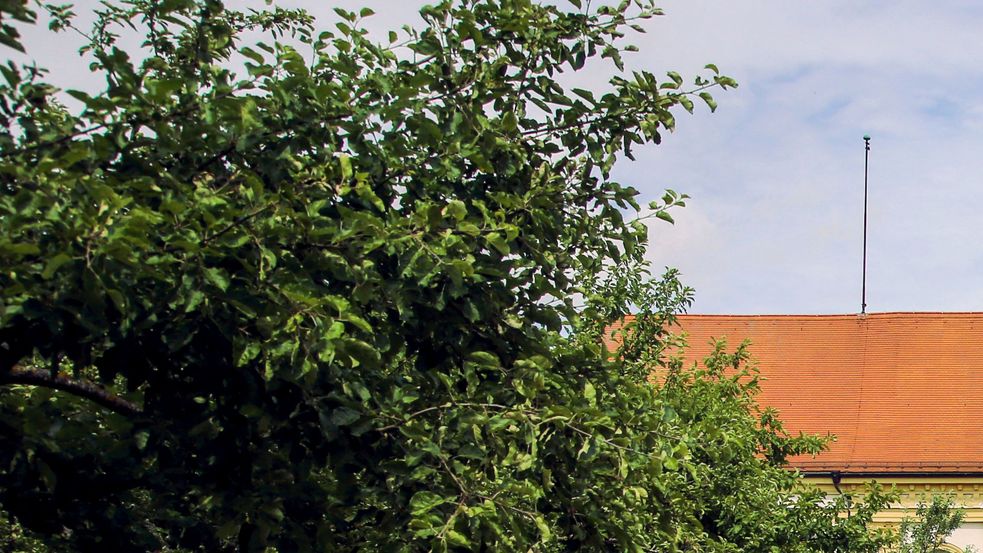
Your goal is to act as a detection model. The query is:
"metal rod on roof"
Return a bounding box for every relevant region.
[862,134,870,314]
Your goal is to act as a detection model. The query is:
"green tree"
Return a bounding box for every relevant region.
[0,0,893,551]
[899,495,976,553]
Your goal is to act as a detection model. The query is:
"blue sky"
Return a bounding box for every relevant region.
[17,1,983,314]
[629,1,983,313]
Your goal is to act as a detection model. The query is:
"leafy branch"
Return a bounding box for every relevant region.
[0,365,141,416]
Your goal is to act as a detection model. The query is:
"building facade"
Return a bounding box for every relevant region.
[667,312,983,551]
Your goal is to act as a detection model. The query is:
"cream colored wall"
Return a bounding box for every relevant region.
[804,476,983,551]
[949,523,983,552]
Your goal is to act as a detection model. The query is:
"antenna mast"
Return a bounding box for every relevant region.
[862,134,870,314]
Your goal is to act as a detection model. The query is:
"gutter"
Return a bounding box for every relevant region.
[834,471,851,516]
[804,471,848,491]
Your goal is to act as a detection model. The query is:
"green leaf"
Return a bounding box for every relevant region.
[443,199,467,221]
[445,530,470,547]
[331,407,361,426]
[700,91,718,112]
[467,351,499,368]
[486,233,509,255]
[339,155,353,180]
[355,182,385,211]
[145,78,182,101]
[502,111,517,132]
[41,253,72,279]
[534,515,552,541]
[185,290,205,312]
[134,430,149,450]
[203,267,230,291]
[5,242,40,255]
[240,46,265,64]
[679,95,694,114]
[572,88,595,102]
[409,491,447,516]
[237,342,261,366]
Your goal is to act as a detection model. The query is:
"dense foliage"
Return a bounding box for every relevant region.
[0,0,896,551]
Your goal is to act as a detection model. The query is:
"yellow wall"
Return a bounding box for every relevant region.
[804,475,983,551]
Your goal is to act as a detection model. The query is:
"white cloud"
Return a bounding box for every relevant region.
[609,1,983,313]
[14,0,983,313]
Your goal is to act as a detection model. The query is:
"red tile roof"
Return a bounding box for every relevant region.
[613,313,983,474]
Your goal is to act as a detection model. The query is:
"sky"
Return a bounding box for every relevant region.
[16,1,983,314]
[634,1,983,314]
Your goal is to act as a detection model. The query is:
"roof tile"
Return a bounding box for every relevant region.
[614,313,983,474]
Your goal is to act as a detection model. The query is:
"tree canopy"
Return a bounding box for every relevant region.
[0,0,896,551]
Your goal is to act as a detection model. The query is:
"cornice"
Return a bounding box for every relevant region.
[804,475,983,523]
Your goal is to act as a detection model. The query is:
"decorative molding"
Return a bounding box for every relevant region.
[803,476,983,524]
